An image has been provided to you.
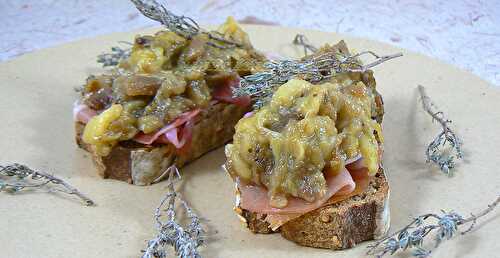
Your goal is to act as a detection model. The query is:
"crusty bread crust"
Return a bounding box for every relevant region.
[76,102,249,185]
[237,167,389,250]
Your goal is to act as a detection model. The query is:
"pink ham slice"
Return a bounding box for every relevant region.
[264,166,370,229]
[73,103,97,124]
[243,111,253,118]
[212,76,251,107]
[73,103,199,150]
[176,119,195,154]
[346,158,368,178]
[151,121,194,152]
[164,127,183,148]
[239,167,356,215]
[133,109,201,146]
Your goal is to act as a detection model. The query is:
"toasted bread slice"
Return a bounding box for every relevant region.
[76,102,249,185]
[235,167,389,249]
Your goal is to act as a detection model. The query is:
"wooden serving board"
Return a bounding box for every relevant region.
[1,25,499,258]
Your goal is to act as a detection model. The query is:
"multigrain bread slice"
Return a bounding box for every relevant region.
[76,102,249,185]
[236,167,389,249]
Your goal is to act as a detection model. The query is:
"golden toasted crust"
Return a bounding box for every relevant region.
[76,102,250,185]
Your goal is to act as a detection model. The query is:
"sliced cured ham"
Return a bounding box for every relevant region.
[212,76,251,107]
[73,103,97,124]
[237,156,374,229]
[264,167,370,230]
[164,126,183,148]
[243,111,253,118]
[177,119,194,154]
[239,166,356,215]
[151,120,195,153]
[74,103,200,149]
[346,159,369,179]
[133,109,201,145]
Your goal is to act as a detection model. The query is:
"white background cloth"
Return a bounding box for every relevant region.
[1,0,499,86]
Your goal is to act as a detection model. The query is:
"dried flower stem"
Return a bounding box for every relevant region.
[0,163,94,206]
[97,42,132,67]
[367,195,500,258]
[292,34,318,56]
[131,0,240,48]
[234,49,402,108]
[142,165,204,258]
[418,85,463,176]
[350,51,403,72]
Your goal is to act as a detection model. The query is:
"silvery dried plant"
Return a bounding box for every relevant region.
[418,85,463,176]
[131,0,240,48]
[0,163,94,206]
[367,195,499,257]
[98,0,242,67]
[292,34,318,56]
[97,42,132,67]
[142,165,205,258]
[234,38,402,108]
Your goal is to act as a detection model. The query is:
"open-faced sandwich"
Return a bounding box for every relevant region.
[224,42,389,249]
[74,18,266,185]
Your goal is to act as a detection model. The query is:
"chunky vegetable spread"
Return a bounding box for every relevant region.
[226,77,383,208]
[79,17,265,156]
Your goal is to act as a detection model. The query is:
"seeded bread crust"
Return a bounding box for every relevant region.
[76,102,249,185]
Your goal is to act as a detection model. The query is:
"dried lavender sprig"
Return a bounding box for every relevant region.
[367,195,500,258]
[418,85,463,176]
[131,0,199,38]
[97,46,131,67]
[142,165,205,258]
[131,0,240,48]
[292,34,318,56]
[0,163,94,206]
[234,50,402,108]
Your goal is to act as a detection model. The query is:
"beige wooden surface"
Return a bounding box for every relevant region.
[0,25,499,258]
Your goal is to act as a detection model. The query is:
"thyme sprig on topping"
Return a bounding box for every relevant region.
[292,34,318,56]
[0,163,94,206]
[418,85,463,176]
[142,165,205,258]
[367,195,500,258]
[131,0,241,49]
[97,42,132,67]
[234,48,402,108]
